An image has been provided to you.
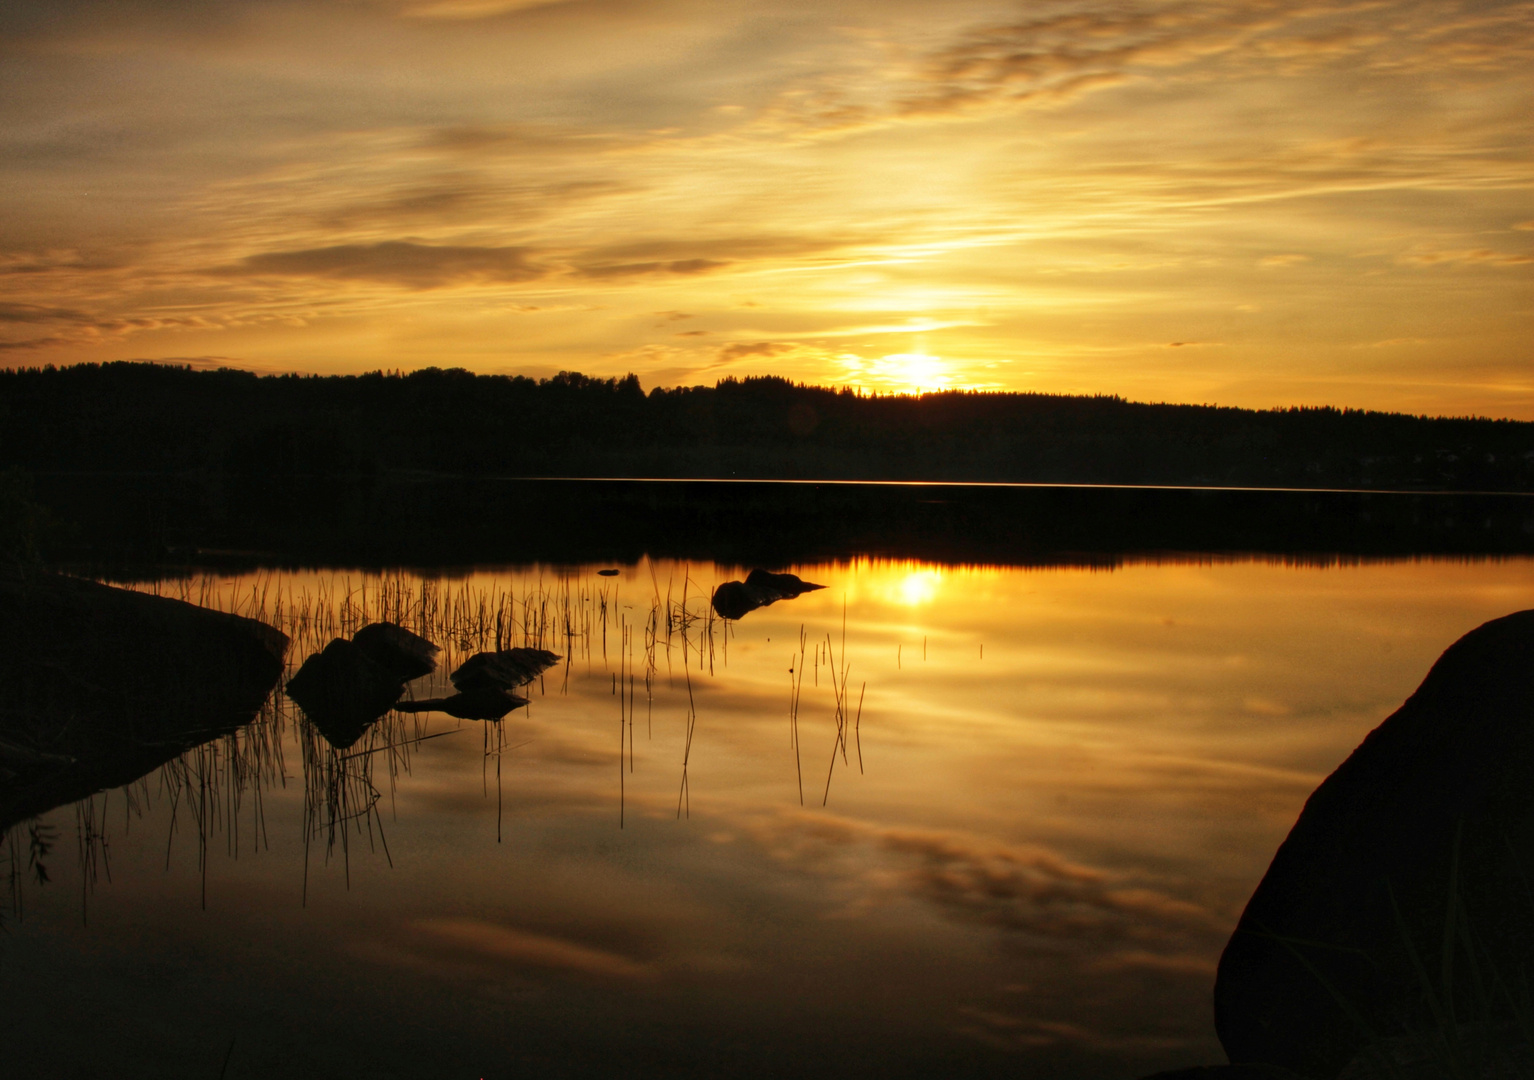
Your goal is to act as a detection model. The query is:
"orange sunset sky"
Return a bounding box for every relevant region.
[2,0,1530,415]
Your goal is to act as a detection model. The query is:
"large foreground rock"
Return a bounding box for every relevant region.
[1215,609,1534,1078]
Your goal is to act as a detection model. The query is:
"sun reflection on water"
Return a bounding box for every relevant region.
[894,567,943,606]
[4,555,1532,1078]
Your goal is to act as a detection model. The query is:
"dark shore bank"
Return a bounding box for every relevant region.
[17,474,1534,572]
[0,568,287,832]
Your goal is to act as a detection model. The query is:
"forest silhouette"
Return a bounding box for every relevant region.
[3,363,1531,566]
[3,362,1530,489]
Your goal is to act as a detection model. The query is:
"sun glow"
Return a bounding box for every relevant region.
[849,352,952,395]
[894,568,944,607]
[1,0,1527,417]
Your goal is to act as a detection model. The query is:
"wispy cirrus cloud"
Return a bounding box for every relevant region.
[213,240,546,289]
[310,177,629,231]
[575,257,728,280]
[0,302,91,325]
[571,233,859,280]
[0,251,124,276]
[1397,245,1534,267]
[1,0,1529,415]
[399,0,577,19]
[753,0,1534,138]
[0,301,220,351]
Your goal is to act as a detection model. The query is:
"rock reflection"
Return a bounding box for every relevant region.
[5,564,763,916]
[397,688,529,720]
[6,557,1533,1079]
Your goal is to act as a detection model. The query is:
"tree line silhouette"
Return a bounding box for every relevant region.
[3,362,1531,490]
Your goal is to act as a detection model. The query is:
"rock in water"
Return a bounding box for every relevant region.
[285,638,404,748]
[743,568,825,598]
[352,622,439,681]
[711,568,826,620]
[1214,609,1534,1078]
[710,580,758,620]
[450,648,560,692]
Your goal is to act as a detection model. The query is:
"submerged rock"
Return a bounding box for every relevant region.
[397,687,529,721]
[451,648,560,692]
[1214,609,1534,1078]
[711,568,825,620]
[285,638,405,749]
[352,621,439,681]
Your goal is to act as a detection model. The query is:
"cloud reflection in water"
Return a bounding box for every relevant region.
[3,555,1533,1076]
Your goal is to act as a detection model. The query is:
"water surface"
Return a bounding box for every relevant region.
[3,556,1532,1078]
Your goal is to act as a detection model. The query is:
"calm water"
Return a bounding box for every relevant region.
[4,556,1533,1078]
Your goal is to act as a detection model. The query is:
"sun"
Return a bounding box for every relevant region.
[878,352,950,394]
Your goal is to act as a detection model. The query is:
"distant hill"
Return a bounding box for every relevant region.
[3,362,1530,491]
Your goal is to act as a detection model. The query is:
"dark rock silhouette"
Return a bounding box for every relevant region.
[352,621,439,680]
[0,569,287,830]
[711,568,825,620]
[597,568,620,577]
[397,687,529,721]
[451,648,560,693]
[286,638,407,749]
[286,622,447,748]
[710,582,756,620]
[1215,609,1534,1078]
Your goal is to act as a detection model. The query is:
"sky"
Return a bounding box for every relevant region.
[1,0,1530,415]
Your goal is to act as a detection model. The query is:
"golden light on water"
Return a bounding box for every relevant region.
[893,566,944,606]
[11,554,1533,1075]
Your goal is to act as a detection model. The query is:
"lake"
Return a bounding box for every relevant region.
[3,553,1533,1078]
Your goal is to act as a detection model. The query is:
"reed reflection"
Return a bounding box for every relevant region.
[5,562,835,916]
[2,556,1532,1078]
